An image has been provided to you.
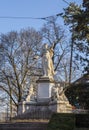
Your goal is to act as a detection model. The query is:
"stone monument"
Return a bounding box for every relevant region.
[36,43,55,102]
[18,43,72,117]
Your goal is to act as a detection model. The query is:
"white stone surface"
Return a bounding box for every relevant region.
[18,101,26,115]
[26,84,35,102]
[37,82,54,102]
[49,101,72,113]
[41,44,55,79]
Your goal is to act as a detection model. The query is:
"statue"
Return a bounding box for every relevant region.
[51,85,60,101]
[26,84,35,102]
[41,43,55,79]
[51,84,68,102]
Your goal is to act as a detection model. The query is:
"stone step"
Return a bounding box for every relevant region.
[0,122,48,130]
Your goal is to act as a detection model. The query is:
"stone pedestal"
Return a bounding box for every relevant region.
[49,100,72,113]
[18,99,72,116]
[17,101,53,119]
[18,101,37,115]
[36,77,55,102]
[18,77,72,117]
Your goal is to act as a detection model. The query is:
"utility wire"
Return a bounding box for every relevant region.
[0,13,63,20]
[62,0,70,5]
[0,16,45,20]
[0,0,70,20]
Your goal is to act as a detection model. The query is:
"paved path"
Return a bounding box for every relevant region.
[0,122,48,130]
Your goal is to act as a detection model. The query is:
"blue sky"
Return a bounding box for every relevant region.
[0,0,82,33]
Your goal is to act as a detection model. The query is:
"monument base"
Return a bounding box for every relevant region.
[17,101,52,119]
[49,100,72,113]
[36,76,55,103]
[17,76,72,118]
[18,99,72,118]
[18,101,50,115]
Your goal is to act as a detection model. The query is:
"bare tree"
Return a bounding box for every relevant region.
[0,28,42,115]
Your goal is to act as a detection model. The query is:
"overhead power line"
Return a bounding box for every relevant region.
[62,0,70,5]
[0,16,44,20]
[0,0,70,21]
[0,0,71,21]
[0,13,63,20]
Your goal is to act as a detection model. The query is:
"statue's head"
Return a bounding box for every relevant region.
[57,83,60,87]
[43,43,48,49]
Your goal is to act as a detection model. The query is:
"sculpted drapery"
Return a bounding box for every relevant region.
[41,43,54,78]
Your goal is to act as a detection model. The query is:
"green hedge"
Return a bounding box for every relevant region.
[47,113,75,130]
[47,113,89,130]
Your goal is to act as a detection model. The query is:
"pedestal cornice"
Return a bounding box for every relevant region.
[36,76,55,83]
